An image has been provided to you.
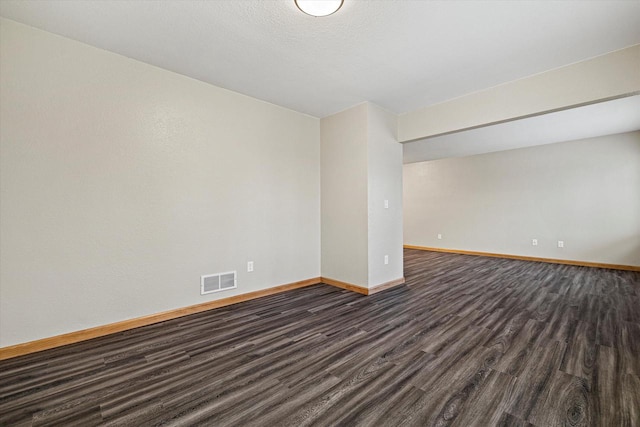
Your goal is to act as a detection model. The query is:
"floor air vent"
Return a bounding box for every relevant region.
[201,271,237,295]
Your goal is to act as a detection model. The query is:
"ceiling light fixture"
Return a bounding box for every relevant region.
[294,0,344,17]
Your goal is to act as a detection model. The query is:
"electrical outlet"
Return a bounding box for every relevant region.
[437,233,442,240]
[558,240,564,248]
[384,255,389,265]
[247,261,254,272]
[532,239,538,246]
[384,199,389,209]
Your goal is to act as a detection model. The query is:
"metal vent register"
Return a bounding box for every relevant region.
[201,271,237,294]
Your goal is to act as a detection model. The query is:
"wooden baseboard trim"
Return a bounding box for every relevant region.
[321,276,406,295]
[0,274,410,361]
[404,245,640,272]
[320,277,368,295]
[0,277,322,361]
[369,277,406,294]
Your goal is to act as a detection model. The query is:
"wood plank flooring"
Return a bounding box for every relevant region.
[1,249,639,426]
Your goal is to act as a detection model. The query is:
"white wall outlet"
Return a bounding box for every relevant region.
[437,233,442,240]
[384,255,389,265]
[532,239,538,246]
[384,199,389,209]
[558,240,564,248]
[247,261,254,272]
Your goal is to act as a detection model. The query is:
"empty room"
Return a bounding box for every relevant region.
[1,1,639,426]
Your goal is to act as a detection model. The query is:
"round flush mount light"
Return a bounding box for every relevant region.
[295,0,344,17]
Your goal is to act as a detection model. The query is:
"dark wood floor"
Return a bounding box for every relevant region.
[1,249,639,426]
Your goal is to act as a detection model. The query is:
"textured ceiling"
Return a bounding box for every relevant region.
[1,1,640,118]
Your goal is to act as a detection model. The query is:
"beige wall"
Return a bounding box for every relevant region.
[367,104,403,287]
[320,103,404,288]
[320,104,369,286]
[399,45,640,142]
[403,131,640,266]
[0,19,321,347]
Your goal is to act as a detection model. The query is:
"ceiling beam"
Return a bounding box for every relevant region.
[398,44,640,143]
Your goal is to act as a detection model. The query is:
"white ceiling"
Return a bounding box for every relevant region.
[1,1,640,118]
[403,95,640,163]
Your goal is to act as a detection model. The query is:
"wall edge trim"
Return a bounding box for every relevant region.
[1,273,415,360]
[320,277,368,294]
[404,245,640,272]
[368,277,407,294]
[0,277,322,361]
[320,276,406,295]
